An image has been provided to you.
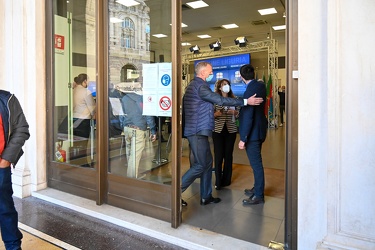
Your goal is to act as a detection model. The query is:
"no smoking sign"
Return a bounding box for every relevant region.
[159,96,171,111]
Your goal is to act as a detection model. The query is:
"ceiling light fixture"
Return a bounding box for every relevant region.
[170,23,188,27]
[182,42,191,46]
[116,0,140,7]
[283,12,286,18]
[234,36,248,47]
[209,41,221,51]
[197,34,211,39]
[186,0,209,9]
[272,25,286,30]
[189,45,200,54]
[267,33,270,39]
[222,24,239,29]
[152,34,168,38]
[258,8,277,15]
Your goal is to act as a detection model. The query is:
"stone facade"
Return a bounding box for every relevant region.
[1,0,375,249]
[108,1,150,84]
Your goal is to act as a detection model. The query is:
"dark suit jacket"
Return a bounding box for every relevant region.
[238,79,267,143]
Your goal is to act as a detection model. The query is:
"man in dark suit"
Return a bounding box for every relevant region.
[238,64,268,205]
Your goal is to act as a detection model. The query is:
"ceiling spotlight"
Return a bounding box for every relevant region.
[234,36,248,47]
[116,0,140,7]
[189,45,200,54]
[283,12,286,18]
[267,33,270,39]
[209,41,221,51]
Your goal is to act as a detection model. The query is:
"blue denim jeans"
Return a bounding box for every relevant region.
[0,167,22,250]
[245,140,265,198]
[181,135,213,199]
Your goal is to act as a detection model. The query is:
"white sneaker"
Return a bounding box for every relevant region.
[279,123,283,127]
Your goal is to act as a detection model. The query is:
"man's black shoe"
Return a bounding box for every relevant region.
[181,199,188,207]
[200,196,221,205]
[242,195,264,205]
[244,187,255,196]
[81,163,93,168]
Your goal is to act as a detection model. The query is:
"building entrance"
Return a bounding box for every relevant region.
[48,0,179,223]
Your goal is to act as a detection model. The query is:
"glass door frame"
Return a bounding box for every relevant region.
[45,0,182,228]
[46,0,98,201]
[285,0,298,249]
[98,0,182,225]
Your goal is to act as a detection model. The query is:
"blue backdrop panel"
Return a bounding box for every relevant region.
[194,54,250,97]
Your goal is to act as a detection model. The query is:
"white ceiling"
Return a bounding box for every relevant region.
[146,0,286,56]
[179,0,286,50]
[71,0,286,57]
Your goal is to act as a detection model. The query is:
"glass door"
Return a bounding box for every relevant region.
[48,0,98,199]
[47,0,181,224]
[105,0,178,222]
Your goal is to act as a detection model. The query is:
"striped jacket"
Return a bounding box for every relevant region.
[213,104,240,133]
[183,77,244,137]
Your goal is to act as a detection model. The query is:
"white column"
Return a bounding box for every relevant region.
[299,0,375,249]
[0,0,47,198]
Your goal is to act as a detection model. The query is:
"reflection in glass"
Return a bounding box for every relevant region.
[108,0,173,184]
[53,0,97,169]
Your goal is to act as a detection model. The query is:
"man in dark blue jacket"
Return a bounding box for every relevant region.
[182,62,263,206]
[238,64,268,205]
[0,90,30,250]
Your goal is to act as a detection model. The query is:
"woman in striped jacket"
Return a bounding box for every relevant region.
[212,79,241,190]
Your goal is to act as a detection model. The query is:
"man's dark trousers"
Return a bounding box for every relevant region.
[181,135,213,199]
[245,140,265,198]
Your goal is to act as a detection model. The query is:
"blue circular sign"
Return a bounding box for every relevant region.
[161,74,171,86]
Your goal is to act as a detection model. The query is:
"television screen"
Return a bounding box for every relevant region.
[87,81,96,97]
[194,54,250,97]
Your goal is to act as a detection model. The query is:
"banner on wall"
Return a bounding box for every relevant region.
[142,63,172,117]
[194,54,250,97]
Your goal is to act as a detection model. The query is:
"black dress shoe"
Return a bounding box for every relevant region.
[181,199,188,207]
[243,195,264,205]
[244,187,255,196]
[81,163,93,168]
[200,196,221,205]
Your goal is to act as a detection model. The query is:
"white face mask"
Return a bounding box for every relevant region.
[222,84,230,93]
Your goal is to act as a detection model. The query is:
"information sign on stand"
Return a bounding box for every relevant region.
[142,63,172,117]
[142,63,172,165]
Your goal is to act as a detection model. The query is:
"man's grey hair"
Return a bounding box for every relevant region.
[195,61,212,75]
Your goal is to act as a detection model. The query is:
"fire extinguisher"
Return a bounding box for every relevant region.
[56,141,66,162]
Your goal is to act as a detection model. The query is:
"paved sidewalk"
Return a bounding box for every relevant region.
[13,196,185,250]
